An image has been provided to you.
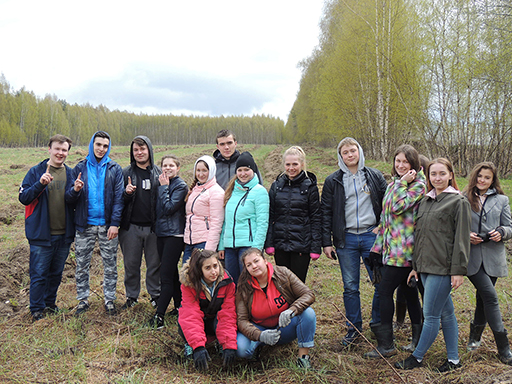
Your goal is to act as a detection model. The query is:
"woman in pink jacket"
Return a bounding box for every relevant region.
[183,155,225,264]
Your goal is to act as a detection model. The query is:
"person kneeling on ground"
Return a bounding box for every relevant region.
[178,249,237,370]
[236,248,316,369]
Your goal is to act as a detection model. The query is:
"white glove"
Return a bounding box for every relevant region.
[259,329,281,345]
[278,309,295,328]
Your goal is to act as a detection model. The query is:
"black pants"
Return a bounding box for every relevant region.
[274,250,310,283]
[156,236,184,316]
[378,265,422,326]
[469,265,504,332]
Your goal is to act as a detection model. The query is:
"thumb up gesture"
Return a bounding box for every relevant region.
[126,176,137,194]
[40,163,54,185]
[74,172,84,192]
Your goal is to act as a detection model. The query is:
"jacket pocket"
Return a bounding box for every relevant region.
[248,219,253,242]
[205,217,210,230]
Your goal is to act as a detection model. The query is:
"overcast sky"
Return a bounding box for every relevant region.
[0,0,324,121]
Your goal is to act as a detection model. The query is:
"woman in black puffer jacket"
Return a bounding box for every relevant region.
[265,146,321,283]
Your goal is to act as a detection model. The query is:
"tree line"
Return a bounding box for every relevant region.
[0,75,285,148]
[287,0,512,176]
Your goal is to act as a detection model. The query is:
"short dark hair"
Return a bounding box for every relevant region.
[93,131,110,142]
[216,130,236,144]
[132,137,147,147]
[161,155,180,168]
[48,134,72,150]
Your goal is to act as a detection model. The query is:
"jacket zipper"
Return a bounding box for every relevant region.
[248,218,253,242]
[205,216,210,230]
[232,188,250,248]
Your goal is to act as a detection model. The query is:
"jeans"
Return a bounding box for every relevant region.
[224,247,250,285]
[468,265,504,332]
[29,235,71,313]
[336,231,380,328]
[182,242,207,265]
[236,307,316,359]
[413,273,459,361]
[274,250,310,283]
[156,236,184,315]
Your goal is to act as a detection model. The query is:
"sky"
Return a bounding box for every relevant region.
[0,0,325,121]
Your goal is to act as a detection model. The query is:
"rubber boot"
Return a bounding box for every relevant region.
[493,329,512,365]
[467,322,486,351]
[363,323,396,358]
[394,300,407,330]
[403,323,422,352]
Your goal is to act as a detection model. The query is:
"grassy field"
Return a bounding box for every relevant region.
[1,144,512,383]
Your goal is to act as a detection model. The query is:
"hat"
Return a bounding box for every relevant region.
[236,152,257,171]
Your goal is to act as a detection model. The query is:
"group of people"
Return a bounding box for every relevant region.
[19,130,512,372]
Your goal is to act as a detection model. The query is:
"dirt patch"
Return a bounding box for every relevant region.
[0,204,23,225]
[262,146,285,183]
[0,243,30,316]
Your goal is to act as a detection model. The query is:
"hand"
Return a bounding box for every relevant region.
[193,347,210,370]
[74,172,84,192]
[489,229,502,242]
[278,309,294,328]
[372,227,379,235]
[310,253,321,260]
[259,329,281,346]
[470,232,483,245]
[222,349,236,368]
[401,169,417,184]
[451,275,464,290]
[158,173,169,186]
[218,250,225,260]
[107,226,118,240]
[40,164,53,185]
[407,270,418,285]
[324,246,334,260]
[125,176,136,194]
[265,247,275,256]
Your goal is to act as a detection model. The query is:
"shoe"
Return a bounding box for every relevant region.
[342,328,361,346]
[121,298,138,309]
[297,355,312,369]
[168,308,179,317]
[32,311,44,321]
[75,301,90,317]
[150,297,159,309]
[363,323,396,358]
[148,314,164,329]
[467,322,485,351]
[493,329,512,365]
[403,323,422,352]
[184,343,193,360]
[44,305,59,314]
[436,360,462,372]
[105,301,117,316]
[394,354,422,370]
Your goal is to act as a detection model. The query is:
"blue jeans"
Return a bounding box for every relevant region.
[182,242,207,265]
[224,247,250,285]
[413,273,459,361]
[336,231,380,328]
[236,307,316,359]
[29,235,71,313]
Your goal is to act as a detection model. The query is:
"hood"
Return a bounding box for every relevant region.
[249,261,274,290]
[213,149,240,164]
[130,135,155,168]
[86,131,111,166]
[180,258,226,288]
[337,137,365,173]
[194,155,217,184]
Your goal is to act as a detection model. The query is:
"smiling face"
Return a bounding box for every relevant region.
[195,161,209,184]
[132,142,150,168]
[394,152,412,177]
[236,166,254,184]
[48,141,70,168]
[93,137,110,161]
[340,144,360,169]
[243,251,268,282]
[162,158,179,179]
[216,135,237,160]
[476,168,493,194]
[284,154,303,180]
[201,256,220,285]
[429,163,453,194]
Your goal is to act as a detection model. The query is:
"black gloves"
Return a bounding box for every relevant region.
[365,251,383,285]
[193,347,211,370]
[223,349,236,367]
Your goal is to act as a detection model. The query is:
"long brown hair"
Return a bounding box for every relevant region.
[237,248,266,297]
[187,249,220,301]
[426,158,459,192]
[223,174,238,207]
[464,162,504,212]
[391,145,420,176]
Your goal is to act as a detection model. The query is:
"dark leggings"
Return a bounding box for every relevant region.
[468,265,504,332]
[156,236,184,316]
[379,265,422,326]
[274,250,311,283]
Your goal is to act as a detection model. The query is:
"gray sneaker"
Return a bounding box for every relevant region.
[121,298,138,309]
[105,301,117,316]
[297,355,312,369]
[75,301,90,317]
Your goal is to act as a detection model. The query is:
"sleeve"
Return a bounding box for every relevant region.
[218,219,226,251]
[19,167,45,206]
[122,168,135,204]
[110,165,125,227]
[178,284,207,350]
[160,179,188,217]
[498,196,512,241]
[65,164,82,204]
[390,178,426,215]
[308,184,322,254]
[205,186,225,251]
[236,290,261,341]
[215,282,238,350]
[253,187,270,250]
[321,176,334,248]
[265,182,277,248]
[450,197,471,275]
[285,269,316,316]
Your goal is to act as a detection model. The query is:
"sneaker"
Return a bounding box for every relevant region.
[168,308,179,317]
[44,305,59,314]
[297,355,312,369]
[437,360,462,373]
[105,301,117,316]
[184,343,193,360]
[394,354,422,370]
[75,301,90,317]
[32,311,44,321]
[150,297,159,309]
[148,314,164,329]
[121,298,138,309]
[342,328,361,346]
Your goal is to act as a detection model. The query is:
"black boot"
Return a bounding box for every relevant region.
[364,323,396,358]
[467,322,486,351]
[493,329,512,365]
[395,301,407,330]
[403,323,422,352]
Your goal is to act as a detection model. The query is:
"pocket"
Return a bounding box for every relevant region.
[205,217,210,230]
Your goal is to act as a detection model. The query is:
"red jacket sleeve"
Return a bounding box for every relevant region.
[215,281,238,350]
[178,284,207,350]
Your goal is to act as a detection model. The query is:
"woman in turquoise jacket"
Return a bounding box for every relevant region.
[218,152,269,284]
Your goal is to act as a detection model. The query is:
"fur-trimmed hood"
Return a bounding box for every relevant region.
[180,258,228,289]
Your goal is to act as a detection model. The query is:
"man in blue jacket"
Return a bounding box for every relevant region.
[66,131,124,316]
[19,134,75,321]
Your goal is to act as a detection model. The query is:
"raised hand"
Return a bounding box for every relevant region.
[74,172,84,192]
[125,176,136,194]
[158,173,169,186]
[40,163,53,185]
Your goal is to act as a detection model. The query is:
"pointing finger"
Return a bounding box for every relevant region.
[46,163,51,173]
[128,176,132,185]
[77,172,82,181]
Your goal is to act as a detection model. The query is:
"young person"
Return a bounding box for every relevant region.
[265,146,321,283]
[178,249,237,370]
[364,145,426,358]
[66,131,124,316]
[463,162,512,365]
[19,135,75,321]
[218,152,269,284]
[236,248,316,369]
[183,155,224,264]
[395,158,471,372]
[321,137,387,345]
[148,155,188,328]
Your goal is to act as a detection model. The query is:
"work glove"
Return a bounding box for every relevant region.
[278,309,295,328]
[193,347,211,370]
[265,247,275,255]
[259,329,281,346]
[365,252,383,285]
[310,253,321,260]
[222,348,236,367]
